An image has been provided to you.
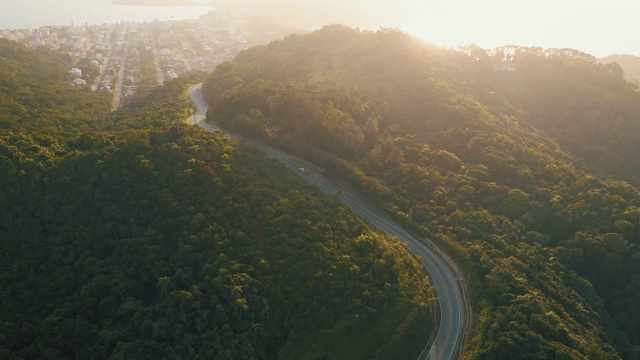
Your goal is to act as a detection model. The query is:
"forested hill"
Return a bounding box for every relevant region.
[599,54,640,82]
[0,38,112,133]
[0,39,432,359]
[203,25,640,188]
[203,25,640,359]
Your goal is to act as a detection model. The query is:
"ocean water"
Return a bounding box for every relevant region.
[0,0,212,29]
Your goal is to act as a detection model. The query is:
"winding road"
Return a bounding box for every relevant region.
[188,83,469,359]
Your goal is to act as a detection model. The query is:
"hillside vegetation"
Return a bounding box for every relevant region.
[0,38,432,359]
[600,54,640,82]
[203,25,640,359]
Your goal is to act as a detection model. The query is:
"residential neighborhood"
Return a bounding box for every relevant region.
[1,9,304,110]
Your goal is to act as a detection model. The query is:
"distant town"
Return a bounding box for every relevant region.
[1,9,304,110]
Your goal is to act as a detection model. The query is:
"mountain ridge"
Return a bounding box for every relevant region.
[203,24,640,359]
[599,53,640,82]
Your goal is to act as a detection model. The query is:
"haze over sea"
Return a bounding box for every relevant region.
[0,0,212,29]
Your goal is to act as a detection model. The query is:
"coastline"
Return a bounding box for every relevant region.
[0,0,213,29]
[111,0,210,6]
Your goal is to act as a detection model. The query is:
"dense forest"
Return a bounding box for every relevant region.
[0,38,433,359]
[202,25,640,359]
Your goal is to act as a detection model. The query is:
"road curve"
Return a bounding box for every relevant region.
[188,83,469,359]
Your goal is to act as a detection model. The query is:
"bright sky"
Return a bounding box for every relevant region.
[2,0,639,57]
[370,1,640,57]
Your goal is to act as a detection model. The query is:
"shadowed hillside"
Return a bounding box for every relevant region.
[0,38,432,360]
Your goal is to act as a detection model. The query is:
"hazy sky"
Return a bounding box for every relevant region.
[327,0,640,57]
[2,0,639,57]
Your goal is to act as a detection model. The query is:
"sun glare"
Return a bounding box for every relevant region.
[395,1,640,57]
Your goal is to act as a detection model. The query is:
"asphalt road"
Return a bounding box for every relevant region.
[188,84,468,360]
